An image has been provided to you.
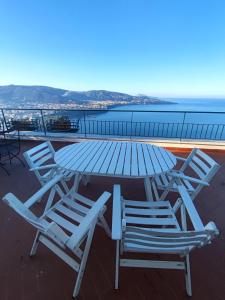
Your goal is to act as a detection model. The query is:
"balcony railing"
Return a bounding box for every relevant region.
[1,107,225,142]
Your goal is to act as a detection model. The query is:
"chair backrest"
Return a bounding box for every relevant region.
[23,141,55,184]
[180,148,220,198]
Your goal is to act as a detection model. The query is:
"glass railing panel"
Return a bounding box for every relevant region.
[42,109,84,137]
[1,109,45,136]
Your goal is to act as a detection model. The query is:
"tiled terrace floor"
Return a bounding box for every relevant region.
[0,141,225,300]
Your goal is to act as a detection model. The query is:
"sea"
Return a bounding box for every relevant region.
[5,98,225,140]
[70,98,225,140]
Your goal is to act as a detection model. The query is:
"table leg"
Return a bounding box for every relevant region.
[73,173,81,193]
[144,177,153,201]
[81,175,90,186]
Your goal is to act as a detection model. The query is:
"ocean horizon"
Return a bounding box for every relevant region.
[111,97,225,112]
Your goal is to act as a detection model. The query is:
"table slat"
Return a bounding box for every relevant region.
[131,143,139,176]
[123,143,131,176]
[92,142,113,173]
[147,145,162,174]
[99,142,118,174]
[152,146,170,172]
[74,141,104,172]
[137,143,147,176]
[55,142,87,166]
[65,141,101,171]
[141,144,155,176]
[84,142,109,173]
[115,142,127,176]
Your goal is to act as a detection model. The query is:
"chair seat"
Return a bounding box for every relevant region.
[42,189,108,239]
[43,191,95,235]
[155,173,195,193]
[123,199,181,253]
[124,200,180,231]
[124,199,180,231]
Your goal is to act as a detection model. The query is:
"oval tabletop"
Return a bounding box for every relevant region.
[54,141,177,178]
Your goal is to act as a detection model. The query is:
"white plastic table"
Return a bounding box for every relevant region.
[55,140,177,200]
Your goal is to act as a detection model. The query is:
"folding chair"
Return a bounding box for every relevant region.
[154,148,220,203]
[2,175,111,298]
[112,183,219,296]
[23,141,76,192]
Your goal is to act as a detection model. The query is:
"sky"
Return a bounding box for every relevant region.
[0,0,225,98]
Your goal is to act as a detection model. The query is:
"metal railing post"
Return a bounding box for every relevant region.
[40,109,47,136]
[180,112,187,142]
[83,110,87,138]
[1,108,7,130]
[130,111,134,140]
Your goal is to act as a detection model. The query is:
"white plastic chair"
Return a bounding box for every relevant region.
[23,141,75,193]
[154,148,220,203]
[112,183,219,296]
[2,175,111,298]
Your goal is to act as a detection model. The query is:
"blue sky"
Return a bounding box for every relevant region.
[0,0,225,97]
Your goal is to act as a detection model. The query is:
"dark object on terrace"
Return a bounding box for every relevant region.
[0,126,25,175]
[11,118,39,131]
[46,116,79,133]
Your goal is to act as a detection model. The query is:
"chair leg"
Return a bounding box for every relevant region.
[81,175,90,186]
[144,177,153,201]
[184,254,192,296]
[73,225,96,298]
[0,162,10,175]
[9,153,26,167]
[16,156,26,167]
[30,231,40,257]
[61,179,70,193]
[73,174,81,193]
[115,240,120,289]
[120,241,124,255]
[98,214,111,237]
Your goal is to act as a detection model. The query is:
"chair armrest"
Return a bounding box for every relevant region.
[205,221,219,236]
[177,183,205,231]
[24,174,64,208]
[169,171,209,186]
[30,164,58,172]
[175,156,186,161]
[112,184,122,240]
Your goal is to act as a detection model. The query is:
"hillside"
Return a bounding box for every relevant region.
[0,85,169,105]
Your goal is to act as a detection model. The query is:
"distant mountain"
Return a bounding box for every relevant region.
[0,84,169,105]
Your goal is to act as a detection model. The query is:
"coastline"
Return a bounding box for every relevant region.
[105,100,176,110]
